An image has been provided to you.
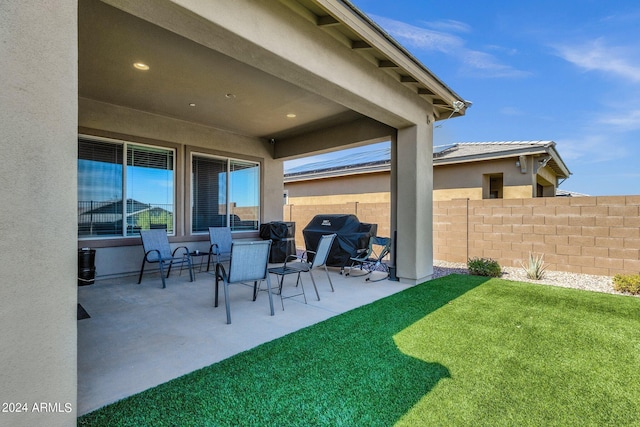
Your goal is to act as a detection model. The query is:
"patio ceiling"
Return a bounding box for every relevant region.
[79,0,465,143]
[79,0,361,141]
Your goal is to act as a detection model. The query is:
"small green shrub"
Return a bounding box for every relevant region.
[520,252,547,280]
[612,274,640,295]
[467,257,502,277]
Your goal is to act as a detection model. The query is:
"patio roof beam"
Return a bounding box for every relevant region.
[317,14,340,26]
[378,60,397,68]
[400,75,419,83]
[351,40,372,49]
[274,116,394,160]
[418,88,435,96]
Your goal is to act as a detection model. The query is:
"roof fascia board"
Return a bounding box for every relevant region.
[314,0,464,108]
[547,145,571,176]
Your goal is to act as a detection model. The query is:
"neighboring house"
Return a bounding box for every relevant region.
[433,141,571,200]
[556,189,590,197]
[284,141,571,205]
[3,1,468,422]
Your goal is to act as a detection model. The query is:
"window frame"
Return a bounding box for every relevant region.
[482,173,504,199]
[78,134,177,240]
[189,150,261,235]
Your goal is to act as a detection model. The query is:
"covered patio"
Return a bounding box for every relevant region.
[3,1,467,425]
[77,267,411,415]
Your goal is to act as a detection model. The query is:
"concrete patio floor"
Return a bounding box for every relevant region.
[77,265,412,416]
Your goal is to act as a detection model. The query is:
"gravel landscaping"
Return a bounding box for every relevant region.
[432,260,637,297]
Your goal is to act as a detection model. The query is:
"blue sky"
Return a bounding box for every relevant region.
[287,1,640,196]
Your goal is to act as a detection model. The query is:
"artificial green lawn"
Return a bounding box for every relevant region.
[78,275,640,426]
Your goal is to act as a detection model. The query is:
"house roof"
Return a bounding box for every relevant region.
[285,147,391,177]
[556,189,590,197]
[284,141,571,182]
[433,141,571,178]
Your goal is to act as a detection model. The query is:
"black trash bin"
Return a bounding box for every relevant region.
[78,248,96,286]
[259,222,296,263]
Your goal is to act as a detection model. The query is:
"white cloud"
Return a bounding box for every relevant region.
[557,134,629,163]
[553,38,640,83]
[371,15,527,78]
[373,15,463,53]
[499,106,525,116]
[485,44,518,56]
[421,19,471,33]
[462,51,529,78]
[598,109,640,131]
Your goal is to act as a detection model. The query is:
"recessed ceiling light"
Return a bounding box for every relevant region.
[189,103,196,107]
[133,62,149,71]
[286,113,297,118]
[225,93,236,99]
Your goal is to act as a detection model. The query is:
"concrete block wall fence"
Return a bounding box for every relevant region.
[284,202,391,251]
[286,195,640,276]
[434,196,640,276]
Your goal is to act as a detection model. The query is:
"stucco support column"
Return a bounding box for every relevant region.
[0,1,77,426]
[394,123,433,285]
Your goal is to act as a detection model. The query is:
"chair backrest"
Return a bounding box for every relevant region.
[209,226,232,255]
[140,229,172,262]
[311,233,337,269]
[227,240,271,283]
[369,236,391,260]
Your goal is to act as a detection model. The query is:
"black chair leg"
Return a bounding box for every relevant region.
[187,257,194,282]
[137,259,146,284]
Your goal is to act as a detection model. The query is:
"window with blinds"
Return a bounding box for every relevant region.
[192,155,227,232]
[78,137,175,238]
[192,154,259,233]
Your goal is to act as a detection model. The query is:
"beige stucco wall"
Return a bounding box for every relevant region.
[0,1,78,426]
[286,172,390,199]
[433,188,483,201]
[434,157,535,194]
[79,99,284,277]
[503,185,534,199]
[434,184,534,200]
[537,164,557,186]
[396,124,434,283]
